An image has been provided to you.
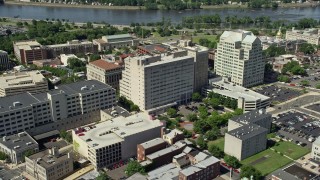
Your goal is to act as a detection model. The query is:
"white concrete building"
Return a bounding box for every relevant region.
[0,80,116,136]
[93,34,139,51]
[214,30,265,87]
[286,28,320,45]
[224,109,271,160]
[72,112,163,169]
[0,70,48,97]
[0,131,38,164]
[0,50,11,71]
[119,52,194,114]
[312,137,320,162]
[203,77,270,112]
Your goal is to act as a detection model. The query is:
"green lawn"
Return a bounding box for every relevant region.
[273,141,310,160]
[192,35,217,44]
[208,138,225,151]
[241,149,292,176]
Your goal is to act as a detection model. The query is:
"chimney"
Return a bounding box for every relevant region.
[67,153,71,159]
[160,127,166,138]
[51,147,59,156]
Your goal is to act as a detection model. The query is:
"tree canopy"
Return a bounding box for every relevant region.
[240,165,262,180]
[125,161,145,177]
[224,155,241,169]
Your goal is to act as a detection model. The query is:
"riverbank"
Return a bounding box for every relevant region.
[4,0,319,10]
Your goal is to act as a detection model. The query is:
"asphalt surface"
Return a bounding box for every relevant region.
[0,162,24,180]
[255,85,301,103]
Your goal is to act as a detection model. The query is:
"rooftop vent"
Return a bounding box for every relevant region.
[26,142,33,146]
[81,86,88,91]
[14,145,20,149]
[18,132,26,137]
[13,101,22,107]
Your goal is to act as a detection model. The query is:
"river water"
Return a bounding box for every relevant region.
[0,4,319,25]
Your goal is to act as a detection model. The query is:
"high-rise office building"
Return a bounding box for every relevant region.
[214,30,264,87]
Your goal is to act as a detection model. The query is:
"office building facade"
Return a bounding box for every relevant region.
[93,34,139,51]
[87,59,123,89]
[286,28,320,45]
[214,30,264,87]
[0,80,116,137]
[119,53,194,114]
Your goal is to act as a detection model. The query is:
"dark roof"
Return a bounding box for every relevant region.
[1,131,38,150]
[139,44,169,54]
[0,93,42,113]
[101,106,130,118]
[54,80,114,94]
[33,130,60,140]
[28,149,71,169]
[230,109,271,125]
[227,124,267,140]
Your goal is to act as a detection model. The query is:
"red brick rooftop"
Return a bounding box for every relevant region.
[89,59,121,70]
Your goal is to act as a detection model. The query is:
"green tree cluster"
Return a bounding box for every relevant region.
[96,171,110,180]
[198,38,217,48]
[118,96,140,112]
[192,92,202,102]
[299,43,316,54]
[240,165,262,180]
[166,108,177,118]
[196,135,207,149]
[0,151,8,160]
[208,144,224,158]
[60,130,73,143]
[125,160,145,177]
[67,58,86,72]
[263,45,286,57]
[207,92,238,109]
[224,155,241,169]
[282,61,306,76]
[277,75,290,83]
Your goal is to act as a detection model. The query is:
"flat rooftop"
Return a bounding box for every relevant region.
[230,109,271,125]
[74,112,162,149]
[227,124,267,140]
[148,163,180,180]
[103,34,133,40]
[0,71,47,89]
[46,41,93,48]
[101,106,130,118]
[28,149,71,169]
[140,138,166,149]
[0,92,43,113]
[147,141,187,160]
[53,80,114,95]
[209,78,270,101]
[0,132,37,151]
[14,40,42,50]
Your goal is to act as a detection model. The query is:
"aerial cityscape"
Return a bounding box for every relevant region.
[0,0,320,180]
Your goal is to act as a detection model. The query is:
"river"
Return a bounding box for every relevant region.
[0,4,319,25]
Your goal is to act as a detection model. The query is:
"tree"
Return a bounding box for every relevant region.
[233,108,243,116]
[89,54,101,62]
[224,155,241,169]
[0,151,8,160]
[240,165,262,180]
[205,127,220,141]
[209,98,220,109]
[192,92,202,102]
[208,144,224,158]
[299,43,316,54]
[197,135,207,149]
[193,119,210,134]
[96,172,110,180]
[198,106,208,119]
[167,108,177,118]
[60,130,73,143]
[263,45,286,57]
[186,113,198,122]
[125,161,145,177]
[130,105,140,112]
[277,75,290,83]
[300,80,310,86]
[316,84,320,89]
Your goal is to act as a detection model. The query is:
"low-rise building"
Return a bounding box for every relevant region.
[87,59,123,89]
[224,109,271,160]
[26,147,73,180]
[286,28,320,45]
[93,34,139,51]
[46,40,98,58]
[0,50,11,71]
[0,70,48,97]
[72,112,163,169]
[162,128,184,145]
[13,40,47,64]
[203,77,270,112]
[137,138,167,162]
[0,131,38,164]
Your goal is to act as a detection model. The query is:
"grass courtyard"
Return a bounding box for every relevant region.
[208,137,225,151]
[241,149,292,176]
[272,141,310,160]
[241,141,310,176]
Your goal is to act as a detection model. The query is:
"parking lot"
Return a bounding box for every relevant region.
[306,103,320,113]
[284,163,317,180]
[290,67,320,88]
[274,111,320,148]
[0,163,25,180]
[255,85,301,103]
